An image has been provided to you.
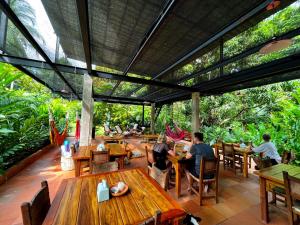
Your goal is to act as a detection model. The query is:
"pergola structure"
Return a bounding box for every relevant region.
[0,0,300,145]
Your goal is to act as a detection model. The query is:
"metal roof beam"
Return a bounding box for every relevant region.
[196,54,300,92]
[0,54,196,92]
[0,0,79,99]
[93,94,152,103]
[76,0,92,74]
[110,0,177,96]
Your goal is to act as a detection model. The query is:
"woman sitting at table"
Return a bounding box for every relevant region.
[153,134,175,170]
[252,134,281,169]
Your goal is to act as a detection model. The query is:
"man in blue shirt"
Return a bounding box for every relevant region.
[185,132,215,190]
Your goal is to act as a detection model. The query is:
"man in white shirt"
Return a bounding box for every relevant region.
[252,134,281,167]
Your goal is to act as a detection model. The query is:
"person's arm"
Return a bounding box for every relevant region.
[252,143,266,153]
[164,143,174,156]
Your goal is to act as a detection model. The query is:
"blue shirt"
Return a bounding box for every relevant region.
[190,143,215,176]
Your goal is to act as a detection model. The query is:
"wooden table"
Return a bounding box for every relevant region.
[233,146,252,178]
[254,164,300,223]
[43,168,186,225]
[73,144,127,177]
[168,151,187,198]
[99,135,124,143]
[142,134,159,143]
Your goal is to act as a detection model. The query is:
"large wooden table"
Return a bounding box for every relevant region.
[254,164,300,223]
[73,144,127,177]
[43,168,186,225]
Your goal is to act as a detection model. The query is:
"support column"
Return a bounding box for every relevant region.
[191,92,200,134]
[80,74,93,146]
[150,103,155,134]
[142,105,145,126]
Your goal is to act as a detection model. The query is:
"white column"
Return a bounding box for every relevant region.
[150,103,155,134]
[191,92,200,134]
[80,74,93,146]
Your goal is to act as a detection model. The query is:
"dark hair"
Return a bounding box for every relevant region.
[263,134,271,142]
[194,132,204,142]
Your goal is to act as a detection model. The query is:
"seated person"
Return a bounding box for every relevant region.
[153,134,175,170]
[185,132,215,189]
[252,134,281,168]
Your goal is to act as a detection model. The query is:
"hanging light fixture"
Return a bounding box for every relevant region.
[259,1,292,54]
[259,38,292,54]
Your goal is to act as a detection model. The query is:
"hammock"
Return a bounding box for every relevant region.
[75,112,80,141]
[165,123,190,142]
[49,112,68,146]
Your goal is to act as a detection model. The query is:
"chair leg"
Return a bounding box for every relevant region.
[223,158,226,170]
[271,192,276,205]
[215,181,219,204]
[233,159,237,175]
[199,182,203,206]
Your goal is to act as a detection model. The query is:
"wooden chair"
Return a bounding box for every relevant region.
[188,157,220,206]
[283,171,300,225]
[145,146,155,169]
[21,180,50,225]
[213,142,223,163]
[148,165,170,190]
[139,210,162,225]
[89,150,118,174]
[222,143,242,174]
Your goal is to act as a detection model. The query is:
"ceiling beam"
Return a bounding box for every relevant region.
[196,54,300,92]
[110,0,177,96]
[0,0,80,99]
[93,94,153,103]
[154,54,300,104]
[76,0,92,74]
[0,54,197,92]
[14,65,54,92]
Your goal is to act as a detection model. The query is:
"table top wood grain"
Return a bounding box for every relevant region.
[254,164,300,184]
[43,168,185,225]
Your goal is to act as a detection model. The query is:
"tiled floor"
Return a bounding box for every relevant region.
[0,138,288,225]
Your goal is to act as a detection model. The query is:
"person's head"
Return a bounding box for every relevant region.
[194,132,204,143]
[263,134,271,142]
[157,133,167,143]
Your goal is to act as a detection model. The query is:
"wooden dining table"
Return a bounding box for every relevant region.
[43,168,186,225]
[233,146,252,178]
[254,164,300,223]
[73,144,128,177]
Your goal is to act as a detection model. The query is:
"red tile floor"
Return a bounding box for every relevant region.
[0,138,288,225]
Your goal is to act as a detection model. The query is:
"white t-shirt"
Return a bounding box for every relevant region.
[253,142,281,163]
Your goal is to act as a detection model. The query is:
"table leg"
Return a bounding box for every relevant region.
[75,159,81,177]
[243,153,248,178]
[175,163,181,198]
[119,156,125,169]
[260,177,269,223]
